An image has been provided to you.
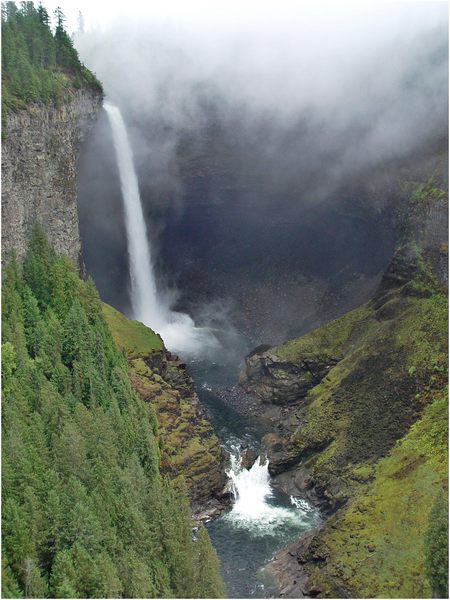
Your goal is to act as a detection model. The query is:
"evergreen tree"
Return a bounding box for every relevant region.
[2,232,225,598]
[2,0,102,115]
[193,526,225,598]
[23,225,55,309]
[76,10,84,34]
[1,555,23,598]
[53,6,79,71]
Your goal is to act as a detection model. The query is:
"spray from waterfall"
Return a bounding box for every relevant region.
[104,103,219,355]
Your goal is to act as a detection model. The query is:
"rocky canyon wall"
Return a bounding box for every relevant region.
[2,90,102,266]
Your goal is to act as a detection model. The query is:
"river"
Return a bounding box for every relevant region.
[105,102,319,597]
[188,351,320,598]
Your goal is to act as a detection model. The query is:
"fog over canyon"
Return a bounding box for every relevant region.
[76,2,447,349]
[3,1,448,598]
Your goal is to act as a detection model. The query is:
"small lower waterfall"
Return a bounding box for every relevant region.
[228,454,274,519]
[225,449,314,534]
[105,103,218,355]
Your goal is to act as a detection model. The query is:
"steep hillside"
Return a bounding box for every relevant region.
[240,186,448,597]
[1,2,103,266]
[1,230,224,598]
[102,303,230,519]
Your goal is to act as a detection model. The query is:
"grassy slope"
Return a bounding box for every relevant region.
[269,243,448,596]
[305,389,447,598]
[102,303,163,355]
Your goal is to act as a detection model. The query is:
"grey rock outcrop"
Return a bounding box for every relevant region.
[2,90,102,266]
[239,348,338,405]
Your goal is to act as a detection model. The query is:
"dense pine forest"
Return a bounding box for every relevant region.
[2,1,102,115]
[1,228,224,598]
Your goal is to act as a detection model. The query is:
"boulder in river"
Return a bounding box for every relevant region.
[240,447,259,470]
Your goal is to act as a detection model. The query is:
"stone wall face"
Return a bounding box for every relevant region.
[2,90,102,266]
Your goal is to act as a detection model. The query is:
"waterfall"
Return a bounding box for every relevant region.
[105,103,218,355]
[225,449,314,534]
[104,103,166,329]
[228,454,274,518]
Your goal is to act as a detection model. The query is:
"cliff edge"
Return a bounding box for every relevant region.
[102,304,230,519]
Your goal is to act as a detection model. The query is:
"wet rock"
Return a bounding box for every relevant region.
[265,529,320,598]
[212,384,264,418]
[240,447,259,470]
[217,478,234,501]
[262,432,302,475]
[192,497,229,523]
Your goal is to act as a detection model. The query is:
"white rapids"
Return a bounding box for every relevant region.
[225,449,315,534]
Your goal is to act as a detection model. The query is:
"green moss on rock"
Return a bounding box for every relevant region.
[303,390,448,598]
[263,240,447,597]
[276,303,372,363]
[102,303,227,511]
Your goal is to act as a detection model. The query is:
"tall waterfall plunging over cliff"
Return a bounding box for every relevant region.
[105,103,218,355]
[104,104,162,326]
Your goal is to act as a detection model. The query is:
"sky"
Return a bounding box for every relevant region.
[44,0,448,36]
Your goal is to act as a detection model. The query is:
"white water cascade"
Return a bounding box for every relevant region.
[225,450,314,534]
[104,103,218,355]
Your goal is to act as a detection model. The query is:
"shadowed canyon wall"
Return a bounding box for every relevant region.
[77,107,447,346]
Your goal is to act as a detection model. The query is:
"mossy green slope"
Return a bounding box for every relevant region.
[289,252,447,506]
[102,302,227,512]
[263,240,448,597]
[102,303,163,355]
[301,389,448,598]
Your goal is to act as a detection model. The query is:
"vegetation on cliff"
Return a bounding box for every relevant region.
[250,184,448,597]
[300,384,447,598]
[2,1,102,116]
[1,228,224,598]
[102,303,228,513]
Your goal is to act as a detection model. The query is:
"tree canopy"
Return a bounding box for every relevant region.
[2,227,225,598]
[2,1,102,115]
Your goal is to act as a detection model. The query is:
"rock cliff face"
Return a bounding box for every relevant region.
[240,190,448,597]
[102,303,230,520]
[2,90,102,266]
[240,347,338,405]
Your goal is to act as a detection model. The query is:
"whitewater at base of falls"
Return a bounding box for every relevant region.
[104,102,219,357]
[154,310,220,357]
[194,359,320,598]
[225,449,315,535]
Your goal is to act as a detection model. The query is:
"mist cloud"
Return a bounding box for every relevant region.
[75,2,447,211]
[75,2,447,347]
